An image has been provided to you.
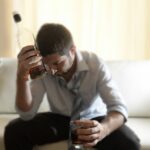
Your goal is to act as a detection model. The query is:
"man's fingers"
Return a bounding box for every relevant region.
[17,45,40,61]
[28,56,42,65]
[83,139,99,147]
[76,126,100,135]
[17,45,35,58]
[74,120,99,128]
[78,132,100,141]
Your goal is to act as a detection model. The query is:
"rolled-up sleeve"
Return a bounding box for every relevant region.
[97,60,128,120]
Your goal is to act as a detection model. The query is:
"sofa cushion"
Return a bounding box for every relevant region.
[0,58,17,113]
[107,61,150,117]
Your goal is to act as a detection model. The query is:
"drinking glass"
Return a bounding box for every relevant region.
[69,121,96,150]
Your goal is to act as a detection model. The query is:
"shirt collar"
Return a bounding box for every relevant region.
[76,50,89,72]
[51,50,89,85]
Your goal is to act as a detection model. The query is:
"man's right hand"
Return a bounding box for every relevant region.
[17,45,42,81]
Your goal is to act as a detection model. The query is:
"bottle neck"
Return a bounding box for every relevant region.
[15,22,36,49]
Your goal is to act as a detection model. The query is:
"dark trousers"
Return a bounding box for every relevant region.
[4,112,141,150]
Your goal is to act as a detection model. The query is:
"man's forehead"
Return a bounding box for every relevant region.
[43,53,67,63]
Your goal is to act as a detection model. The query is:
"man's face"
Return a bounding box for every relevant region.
[43,51,75,76]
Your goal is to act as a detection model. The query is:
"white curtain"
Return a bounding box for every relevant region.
[0,0,14,57]
[1,0,150,60]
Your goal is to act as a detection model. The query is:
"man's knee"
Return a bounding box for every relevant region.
[4,118,24,139]
[125,135,141,150]
[94,125,141,150]
[115,125,141,150]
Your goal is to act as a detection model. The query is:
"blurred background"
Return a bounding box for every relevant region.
[0,0,150,60]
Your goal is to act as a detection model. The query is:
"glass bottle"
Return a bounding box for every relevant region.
[13,12,47,79]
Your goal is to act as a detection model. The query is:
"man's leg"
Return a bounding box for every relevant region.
[4,112,70,150]
[93,117,141,150]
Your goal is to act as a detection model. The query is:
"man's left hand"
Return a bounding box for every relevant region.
[73,119,108,147]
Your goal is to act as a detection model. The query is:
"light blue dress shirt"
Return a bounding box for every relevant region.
[16,50,128,121]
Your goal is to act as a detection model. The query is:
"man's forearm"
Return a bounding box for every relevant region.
[101,111,125,136]
[16,76,33,112]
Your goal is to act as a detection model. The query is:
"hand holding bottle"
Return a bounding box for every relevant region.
[13,12,47,80]
[17,45,42,81]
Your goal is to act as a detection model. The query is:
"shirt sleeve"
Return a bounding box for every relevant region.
[15,78,45,120]
[97,59,128,120]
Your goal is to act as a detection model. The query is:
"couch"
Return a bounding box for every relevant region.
[0,57,150,150]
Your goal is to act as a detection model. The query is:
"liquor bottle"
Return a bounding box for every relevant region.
[13,12,47,79]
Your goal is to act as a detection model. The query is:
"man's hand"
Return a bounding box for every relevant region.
[73,119,108,147]
[73,112,124,148]
[17,45,42,81]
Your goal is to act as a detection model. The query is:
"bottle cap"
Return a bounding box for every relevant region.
[13,12,21,23]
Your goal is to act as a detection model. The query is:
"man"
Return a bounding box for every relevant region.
[4,23,140,150]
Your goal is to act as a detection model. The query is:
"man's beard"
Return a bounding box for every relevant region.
[55,56,74,76]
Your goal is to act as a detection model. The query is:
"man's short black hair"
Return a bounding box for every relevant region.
[36,23,74,57]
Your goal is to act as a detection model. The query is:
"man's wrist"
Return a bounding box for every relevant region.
[100,121,110,137]
[100,112,124,136]
[17,70,29,82]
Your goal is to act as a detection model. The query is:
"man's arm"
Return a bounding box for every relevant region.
[100,111,125,137]
[16,45,42,112]
[16,77,33,111]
